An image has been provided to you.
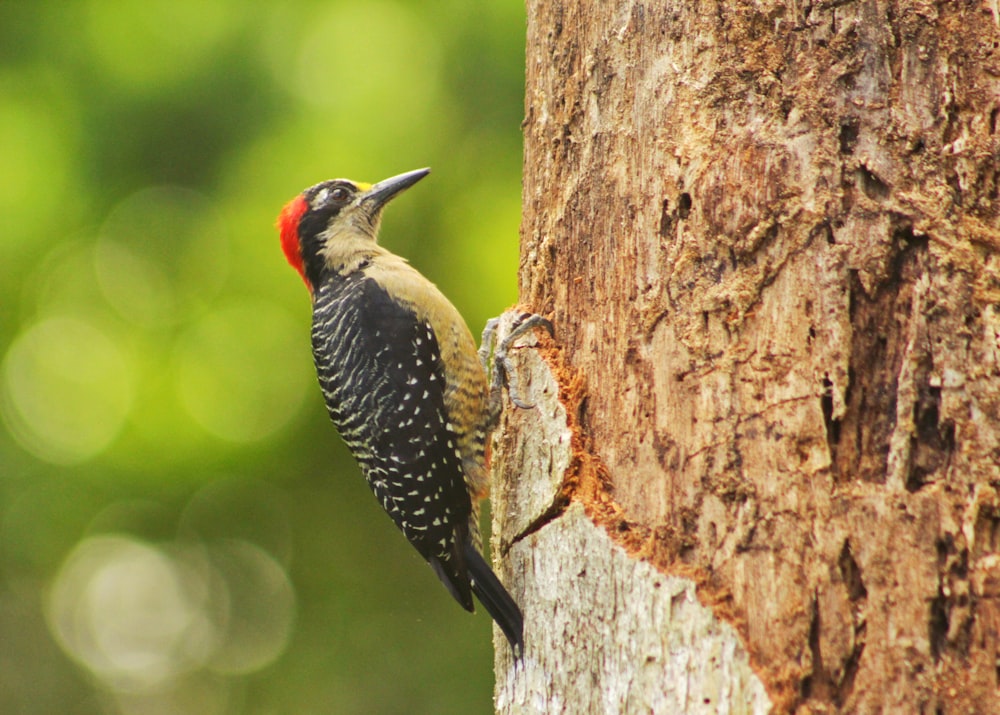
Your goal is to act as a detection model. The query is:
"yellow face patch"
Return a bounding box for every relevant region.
[354,181,372,191]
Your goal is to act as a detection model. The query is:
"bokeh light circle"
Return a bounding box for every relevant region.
[85,0,236,90]
[293,1,441,113]
[47,534,296,693]
[46,536,216,692]
[0,94,75,248]
[1,316,134,464]
[174,299,309,442]
[96,185,230,327]
[202,539,296,675]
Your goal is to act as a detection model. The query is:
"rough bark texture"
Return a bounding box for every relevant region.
[492,1,1000,713]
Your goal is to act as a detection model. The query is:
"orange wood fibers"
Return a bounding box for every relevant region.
[510,305,789,707]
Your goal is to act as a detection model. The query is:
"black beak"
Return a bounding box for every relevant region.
[361,168,430,213]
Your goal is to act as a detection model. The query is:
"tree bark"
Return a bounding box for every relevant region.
[491,1,1000,713]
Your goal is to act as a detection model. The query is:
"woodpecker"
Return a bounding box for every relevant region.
[277,168,523,655]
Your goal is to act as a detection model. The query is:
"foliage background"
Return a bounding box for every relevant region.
[0,1,524,713]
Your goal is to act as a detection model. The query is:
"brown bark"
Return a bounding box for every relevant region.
[492,1,1000,713]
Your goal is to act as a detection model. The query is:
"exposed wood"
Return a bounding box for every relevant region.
[493,1,1000,712]
[497,502,769,714]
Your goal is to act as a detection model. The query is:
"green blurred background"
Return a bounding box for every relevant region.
[0,1,524,713]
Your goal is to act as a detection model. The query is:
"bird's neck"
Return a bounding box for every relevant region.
[319,227,394,276]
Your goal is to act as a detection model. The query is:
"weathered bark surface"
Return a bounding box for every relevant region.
[493,1,1000,713]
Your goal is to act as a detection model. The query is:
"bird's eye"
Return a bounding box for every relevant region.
[331,187,349,202]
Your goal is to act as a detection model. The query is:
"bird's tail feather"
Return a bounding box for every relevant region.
[464,542,524,658]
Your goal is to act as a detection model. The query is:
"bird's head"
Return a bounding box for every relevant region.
[277,167,430,293]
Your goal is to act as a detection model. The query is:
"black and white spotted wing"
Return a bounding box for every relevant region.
[310,272,475,607]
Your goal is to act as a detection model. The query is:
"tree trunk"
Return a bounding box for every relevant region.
[491,1,1000,713]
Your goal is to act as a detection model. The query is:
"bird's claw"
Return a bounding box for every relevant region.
[480,312,553,424]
